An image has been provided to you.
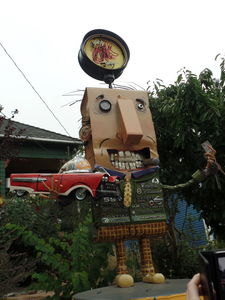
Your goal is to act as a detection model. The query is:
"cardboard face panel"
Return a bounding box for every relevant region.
[80,88,159,172]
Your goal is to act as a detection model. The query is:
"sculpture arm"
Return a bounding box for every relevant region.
[162,146,219,191]
[162,178,199,191]
[162,163,218,191]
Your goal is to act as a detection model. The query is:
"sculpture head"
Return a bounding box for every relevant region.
[79,88,159,174]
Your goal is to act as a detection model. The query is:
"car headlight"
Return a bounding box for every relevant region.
[102,175,109,182]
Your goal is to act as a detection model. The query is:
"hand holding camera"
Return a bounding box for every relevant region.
[186,273,203,300]
[187,251,225,300]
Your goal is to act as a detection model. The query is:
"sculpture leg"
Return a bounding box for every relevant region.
[115,240,129,275]
[115,240,134,287]
[140,237,155,276]
[140,237,165,283]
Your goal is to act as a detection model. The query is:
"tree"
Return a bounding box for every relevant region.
[0,106,24,161]
[148,55,225,241]
[0,106,25,200]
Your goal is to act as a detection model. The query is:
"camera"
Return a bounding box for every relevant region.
[199,250,225,300]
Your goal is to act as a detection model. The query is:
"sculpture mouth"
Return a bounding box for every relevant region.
[108,148,150,171]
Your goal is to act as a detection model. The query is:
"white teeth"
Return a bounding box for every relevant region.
[135,161,143,168]
[128,162,133,169]
[118,151,124,157]
[109,150,146,170]
[136,153,142,160]
[125,151,131,157]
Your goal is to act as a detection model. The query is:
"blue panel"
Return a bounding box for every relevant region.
[175,199,207,246]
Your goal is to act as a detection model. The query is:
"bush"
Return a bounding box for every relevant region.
[0,196,45,295]
[0,196,85,296]
[0,228,36,297]
[5,214,114,299]
[152,238,200,279]
[1,196,61,237]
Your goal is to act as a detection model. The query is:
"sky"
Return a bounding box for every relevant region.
[0,0,224,138]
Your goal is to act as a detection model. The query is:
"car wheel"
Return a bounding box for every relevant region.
[74,188,87,201]
[16,190,27,197]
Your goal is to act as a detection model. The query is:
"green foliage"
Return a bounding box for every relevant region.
[0,228,37,297]
[1,196,61,238]
[0,196,58,295]
[0,106,25,161]
[148,56,225,240]
[152,238,200,279]
[1,197,114,297]
[125,241,142,281]
[5,213,113,299]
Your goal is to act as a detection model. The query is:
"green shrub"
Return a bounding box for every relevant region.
[1,196,61,237]
[5,214,114,299]
[152,238,200,279]
[0,228,37,297]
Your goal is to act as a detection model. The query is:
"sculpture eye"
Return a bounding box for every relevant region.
[137,103,144,110]
[136,99,146,111]
[99,100,112,112]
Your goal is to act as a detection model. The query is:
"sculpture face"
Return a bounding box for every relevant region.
[80,88,159,172]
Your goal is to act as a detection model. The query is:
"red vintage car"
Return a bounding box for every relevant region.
[9,170,120,202]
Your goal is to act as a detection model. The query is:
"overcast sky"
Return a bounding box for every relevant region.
[0,0,224,138]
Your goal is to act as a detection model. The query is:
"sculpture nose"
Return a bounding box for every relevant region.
[117,98,143,145]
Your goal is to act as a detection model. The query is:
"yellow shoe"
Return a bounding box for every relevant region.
[115,274,134,288]
[143,273,165,284]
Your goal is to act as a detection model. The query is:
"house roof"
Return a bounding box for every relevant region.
[0,119,82,145]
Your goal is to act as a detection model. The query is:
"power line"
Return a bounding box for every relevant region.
[0,41,71,136]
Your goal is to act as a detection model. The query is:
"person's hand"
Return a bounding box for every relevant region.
[186,273,202,300]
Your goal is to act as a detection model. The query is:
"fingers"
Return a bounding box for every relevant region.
[186,273,201,300]
[190,273,201,285]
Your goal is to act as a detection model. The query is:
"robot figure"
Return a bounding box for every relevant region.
[79,87,216,287]
[77,29,216,287]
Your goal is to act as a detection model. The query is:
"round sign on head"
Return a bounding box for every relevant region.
[78,29,130,87]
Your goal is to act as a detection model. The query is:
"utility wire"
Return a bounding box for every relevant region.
[0,41,71,136]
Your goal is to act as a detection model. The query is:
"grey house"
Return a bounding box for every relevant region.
[0,120,82,197]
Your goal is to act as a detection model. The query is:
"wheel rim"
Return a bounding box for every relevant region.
[16,190,26,197]
[75,188,87,201]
